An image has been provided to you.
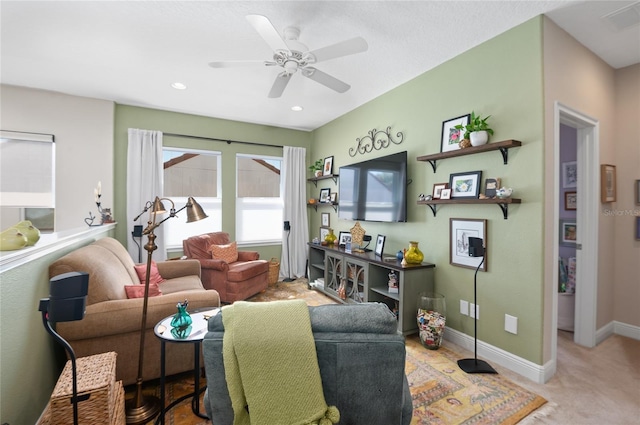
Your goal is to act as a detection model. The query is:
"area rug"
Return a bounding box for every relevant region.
[129,279,548,424]
[405,335,547,424]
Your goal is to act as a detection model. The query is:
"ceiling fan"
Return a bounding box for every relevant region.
[209,14,368,98]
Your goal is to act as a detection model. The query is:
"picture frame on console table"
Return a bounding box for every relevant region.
[441,114,470,153]
[338,231,352,247]
[449,171,482,199]
[450,218,487,271]
[375,234,386,256]
[320,227,330,242]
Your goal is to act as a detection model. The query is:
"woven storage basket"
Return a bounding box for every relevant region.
[50,351,118,425]
[268,257,280,286]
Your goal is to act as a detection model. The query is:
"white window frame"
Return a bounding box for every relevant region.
[235,153,284,245]
[162,147,222,249]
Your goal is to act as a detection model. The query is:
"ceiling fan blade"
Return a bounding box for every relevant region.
[307,37,368,63]
[268,72,292,98]
[302,67,350,93]
[209,60,273,68]
[246,15,289,53]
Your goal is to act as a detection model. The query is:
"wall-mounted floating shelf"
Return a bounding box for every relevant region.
[308,202,338,212]
[417,139,522,172]
[307,174,339,187]
[417,197,521,219]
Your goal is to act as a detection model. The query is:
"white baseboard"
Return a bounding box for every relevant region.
[443,327,548,384]
[444,320,640,385]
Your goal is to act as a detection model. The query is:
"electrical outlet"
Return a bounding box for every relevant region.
[505,314,518,334]
[470,303,479,319]
[460,300,469,316]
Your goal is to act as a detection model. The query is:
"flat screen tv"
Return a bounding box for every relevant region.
[338,151,407,222]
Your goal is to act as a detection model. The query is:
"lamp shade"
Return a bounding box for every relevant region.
[186,197,208,223]
[152,197,167,214]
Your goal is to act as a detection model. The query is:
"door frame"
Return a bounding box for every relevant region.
[553,102,599,359]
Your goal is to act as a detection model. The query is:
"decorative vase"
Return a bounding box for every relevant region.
[396,250,404,260]
[404,241,424,264]
[417,292,446,350]
[324,228,337,245]
[170,301,192,329]
[470,130,489,146]
[315,170,323,178]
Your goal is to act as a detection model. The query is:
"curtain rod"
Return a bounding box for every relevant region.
[163,132,283,149]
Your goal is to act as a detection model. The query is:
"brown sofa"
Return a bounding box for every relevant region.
[182,232,268,303]
[48,237,220,386]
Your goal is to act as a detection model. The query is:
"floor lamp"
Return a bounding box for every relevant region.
[39,271,90,425]
[282,220,294,282]
[457,236,497,374]
[125,196,208,425]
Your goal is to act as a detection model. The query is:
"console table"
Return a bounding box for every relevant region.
[308,243,435,335]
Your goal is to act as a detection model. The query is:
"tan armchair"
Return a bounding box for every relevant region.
[182,232,268,303]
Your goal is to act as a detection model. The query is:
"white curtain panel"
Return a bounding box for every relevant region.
[126,128,166,262]
[280,146,310,279]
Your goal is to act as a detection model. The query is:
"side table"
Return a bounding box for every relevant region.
[153,307,220,425]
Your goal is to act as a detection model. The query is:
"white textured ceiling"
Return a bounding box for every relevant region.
[2,1,638,131]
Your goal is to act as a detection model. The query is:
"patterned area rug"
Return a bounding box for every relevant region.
[405,336,547,424]
[129,279,547,424]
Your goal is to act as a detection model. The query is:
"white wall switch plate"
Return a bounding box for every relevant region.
[470,303,478,319]
[505,314,518,334]
[460,300,469,316]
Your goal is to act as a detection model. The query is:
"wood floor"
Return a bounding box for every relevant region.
[444,330,640,424]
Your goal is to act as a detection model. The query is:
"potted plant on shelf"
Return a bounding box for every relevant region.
[455,111,494,147]
[309,159,324,177]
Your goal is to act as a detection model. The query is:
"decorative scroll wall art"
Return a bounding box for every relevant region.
[349,126,404,157]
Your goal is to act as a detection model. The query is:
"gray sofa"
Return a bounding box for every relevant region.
[202,302,412,425]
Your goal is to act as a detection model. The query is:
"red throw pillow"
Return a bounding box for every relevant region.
[134,261,165,285]
[208,241,238,263]
[124,283,163,299]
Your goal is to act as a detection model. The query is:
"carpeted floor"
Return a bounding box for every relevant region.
[131,278,548,424]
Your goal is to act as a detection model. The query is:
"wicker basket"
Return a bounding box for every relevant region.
[49,352,120,425]
[268,257,280,286]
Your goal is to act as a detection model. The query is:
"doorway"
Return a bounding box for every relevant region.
[553,103,599,366]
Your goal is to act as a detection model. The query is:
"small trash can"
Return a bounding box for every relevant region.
[268,258,280,286]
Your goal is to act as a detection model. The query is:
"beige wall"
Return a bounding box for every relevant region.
[613,64,640,327]
[0,85,114,232]
[542,17,639,362]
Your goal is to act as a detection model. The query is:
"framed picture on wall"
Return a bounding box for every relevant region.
[440,114,470,153]
[636,217,640,241]
[323,156,334,176]
[559,219,577,247]
[449,171,482,198]
[562,161,577,188]
[600,164,616,203]
[449,218,487,271]
[635,180,640,205]
[321,212,330,227]
[564,191,577,210]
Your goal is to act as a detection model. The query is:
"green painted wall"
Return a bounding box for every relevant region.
[311,17,545,363]
[113,105,313,256]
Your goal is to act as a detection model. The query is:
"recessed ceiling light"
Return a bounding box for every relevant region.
[171,82,187,90]
[291,105,303,112]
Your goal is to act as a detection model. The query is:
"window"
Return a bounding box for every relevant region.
[236,154,283,244]
[0,130,55,207]
[162,148,221,248]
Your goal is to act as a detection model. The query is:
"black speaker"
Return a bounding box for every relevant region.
[284,221,290,231]
[132,225,143,237]
[468,237,484,257]
[47,272,89,323]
